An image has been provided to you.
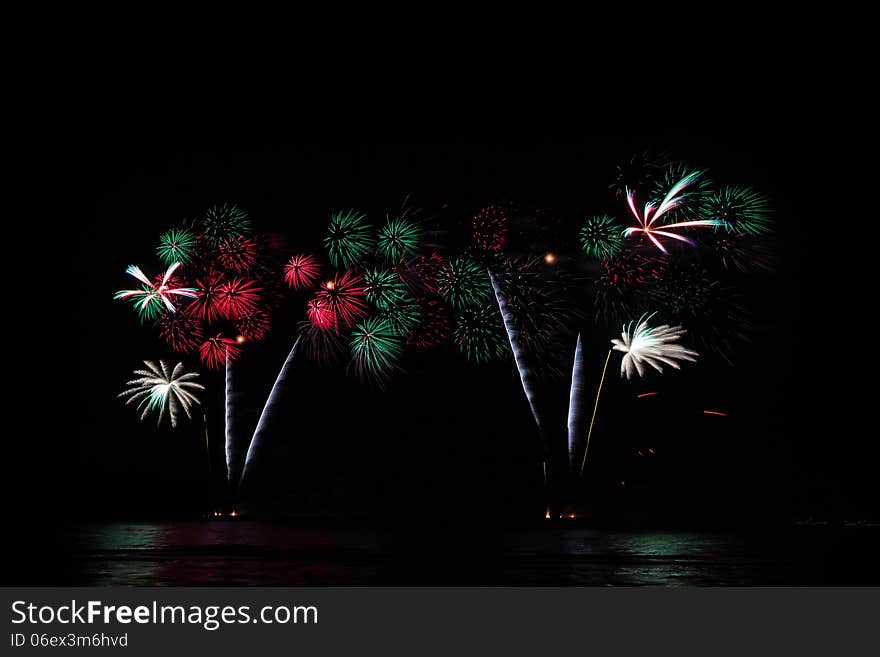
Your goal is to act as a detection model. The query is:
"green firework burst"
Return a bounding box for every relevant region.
[437,256,491,310]
[650,163,712,222]
[157,227,197,266]
[201,203,252,245]
[454,303,508,364]
[377,216,422,262]
[364,267,408,308]
[377,295,422,337]
[701,186,772,236]
[325,210,374,269]
[349,316,403,383]
[578,215,625,259]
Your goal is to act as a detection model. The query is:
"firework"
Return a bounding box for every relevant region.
[453,302,508,364]
[216,278,262,319]
[201,203,252,245]
[377,216,422,262]
[314,270,368,327]
[118,360,204,428]
[364,267,408,308]
[649,163,712,222]
[324,209,374,268]
[157,227,197,266]
[298,319,347,364]
[593,249,656,324]
[189,271,225,322]
[225,356,237,483]
[306,296,337,331]
[700,232,773,273]
[199,335,243,370]
[567,333,586,472]
[114,263,198,322]
[701,186,772,236]
[610,150,670,197]
[472,204,509,253]
[579,215,625,259]
[407,297,451,348]
[437,256,491,309]
[377,295,422,337]
[240,336,302,488]
[623,170,725,253]
[611,313,698,379]
[283,254,321,290]
[157,309,205,353]
[349,316,403,384]
[217,236,259,273]
[400,252,445,294]
[235,308,271,341]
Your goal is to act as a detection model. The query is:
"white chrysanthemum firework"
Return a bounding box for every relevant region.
[118,360,204,428]
[611,314,698,379]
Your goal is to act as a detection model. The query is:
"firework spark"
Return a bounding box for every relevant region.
[349,316,403,384]
[377,216,422,262]
[437,256,491,309]
[611,313,699,379]
[157,309,205,353]
[325,209,374,268]
[623,170,724,253]
[407,297,451,348]
[283,254,322,290]
[701,186,772,236]
[201,203,252,245]
[118,360,204,428]
[453,302,508,364]
[114,263,198,321]
[157,228,197,266]
[579,215,625,259]
[472,204,509,253]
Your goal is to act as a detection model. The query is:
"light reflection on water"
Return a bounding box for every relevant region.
[59,522,875,586]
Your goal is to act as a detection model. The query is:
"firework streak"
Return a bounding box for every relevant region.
[239,336,302,488]
[566,333,587,472]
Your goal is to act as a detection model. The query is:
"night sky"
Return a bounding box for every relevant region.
[14,129,873,531]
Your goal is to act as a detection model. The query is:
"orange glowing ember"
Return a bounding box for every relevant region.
[544,252,556,264]
[545,508,551,519]
[325,280,336,290]
[236,335,246,343]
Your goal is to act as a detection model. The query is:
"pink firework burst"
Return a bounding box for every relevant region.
[216,277,263,319]
[190,271,225,322]
[473,204,509,253]
[235,308,272,341]
[157,309,205,353]
[313,270,368,327]
[217,236,259,273]
[306,296,337,331]
[283,253,322,290]
[405,252,446,293]
[199,335,243,370]
[623,171,724,253]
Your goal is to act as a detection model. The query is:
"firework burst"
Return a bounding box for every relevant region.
[199,335,243,370]
[472,204,509,253]
[650,163,712,222]
[701,186,772,236]
[201,203,252,245]
[217,236,259,273]
[407,297,451,348]
[235,308,271,341]
[611,313,699,379]
[437,256,491,309]
[157,309,205,353]
[579,215,625,259]
[349,316,403,384]
[313,270,368,327]
[157,227,197,266]
[624,170,725,253]
[453,303,508,364]
[610,149,670,197]
[364,267,408,308]
[189,271,225,322]
[377,295,422,337]
[377,216,422,262]
[325,209,374,269]
[114,263,198,322]
[593,249,657,324]
[216,278,262,319]
[283,254,321,290]
[118,360,204,428]
[298,319,347,364]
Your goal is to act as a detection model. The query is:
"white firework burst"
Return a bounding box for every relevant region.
[611,314,698,379]
[118,360,204,428]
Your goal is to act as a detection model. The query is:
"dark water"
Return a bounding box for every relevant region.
[32,522,879,586]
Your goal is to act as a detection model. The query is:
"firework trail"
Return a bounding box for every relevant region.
[239,335,302,489]
[488,269,547,444]
[225,354,237,483]
[566,333,586,472]
[118,360,204,428]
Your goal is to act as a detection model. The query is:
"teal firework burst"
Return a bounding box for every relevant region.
[377,216,422,262]
[157,227,197,266]
[650,164,712,222]
[701,186,772,236]
[454,303,508,364]
[377,295,422,337]
[349,316,403,383]
[437,256,491,310]
[201,203,252,245]
[578,215,625,259]
[325,210,374,269]
[363,267,408,308]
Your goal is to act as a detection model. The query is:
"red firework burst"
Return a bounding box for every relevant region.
[406,252,445,293]
[235,308,272,341]
[157,309,205,353]
[217,236,259,273]
[473,204,509,252]
[190,271,225,322]
[199,335,243,370]
[216,277,262,319]
[407,297,451,348]
[306,297,337,331]
[313,270,368,327]
[283,253,322,290]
